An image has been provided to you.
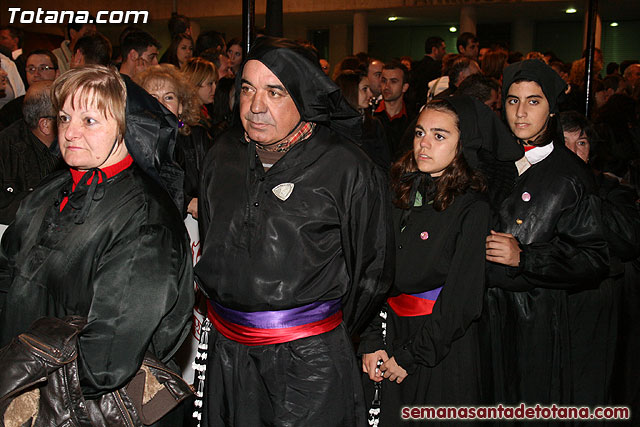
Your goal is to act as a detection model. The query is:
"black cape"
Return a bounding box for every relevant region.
[484,144,609,408]
[359,191,490,425]
[0,165,194,399]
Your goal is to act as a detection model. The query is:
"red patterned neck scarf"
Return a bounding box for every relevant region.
[247,121,316,153]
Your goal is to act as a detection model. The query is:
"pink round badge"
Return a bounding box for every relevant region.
[521,192,531,202]
[420,231,429,240]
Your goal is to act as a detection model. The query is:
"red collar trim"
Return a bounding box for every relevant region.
[375,99,407,120]
[523,145,536,152]
[70,155,134,187]
[61,155,133,212]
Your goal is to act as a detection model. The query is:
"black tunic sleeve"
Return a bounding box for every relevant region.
[340,166,395,335]
[489,191,609,291]
[357,303,386,355]
[77,222,194,399]
[391,199,490,373]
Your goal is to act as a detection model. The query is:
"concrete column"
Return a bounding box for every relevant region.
[459,6,477,35]
[353,12,368,54]
[511,18,534,54]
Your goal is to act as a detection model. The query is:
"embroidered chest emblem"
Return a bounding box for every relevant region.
[272,183,295,201]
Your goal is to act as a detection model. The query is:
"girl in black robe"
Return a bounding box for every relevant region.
[359,96,522,425]
[484,60,609,413]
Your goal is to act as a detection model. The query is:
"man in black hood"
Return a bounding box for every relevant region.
[194,37,394,426]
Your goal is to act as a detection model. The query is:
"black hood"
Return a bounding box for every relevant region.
[501,59,567,114]
[122,74,184,212]
[240,36,362,143]
[444,95,523,168]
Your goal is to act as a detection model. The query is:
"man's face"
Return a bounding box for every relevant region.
[217,55,234,79]
[0,29,18,51]
[433,42,446,61]
[26,54,58,86]
[240,60,301,145]
[460,39,479,60]
[505,80,550,142]
[626,65,640,89]
[381,68,408,103]
[367,60,383,97]
[132,45,159,75]
[139,45,159,66]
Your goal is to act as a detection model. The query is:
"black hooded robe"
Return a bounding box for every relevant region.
[359,191,490,425]
[484,144,609,409]
[358,96,521,425]
[194,37,394,426]
[196,124,393,426]
[0,75,194,427]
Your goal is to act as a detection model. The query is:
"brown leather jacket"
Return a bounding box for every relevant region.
[0,316,192,426]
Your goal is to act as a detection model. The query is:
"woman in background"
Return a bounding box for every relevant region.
[335,70,390,170]
[135,64,214,219]
[182,57,218,135]
[211,76,236,136]
[160,33,194,69]
[226,38,243,75]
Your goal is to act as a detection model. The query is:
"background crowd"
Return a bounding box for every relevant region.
[1,11,639,426]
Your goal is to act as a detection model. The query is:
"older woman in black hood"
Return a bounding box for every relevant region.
[0,66,194,426]
[484,59,609,408]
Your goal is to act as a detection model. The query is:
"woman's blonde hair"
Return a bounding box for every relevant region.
[181,57,218,87]
[51,65,127,139]
[134,64,202,135]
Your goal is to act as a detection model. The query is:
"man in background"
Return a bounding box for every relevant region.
[52,21,97,73]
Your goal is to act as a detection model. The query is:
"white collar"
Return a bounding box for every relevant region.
[12,48,22,60]
[524,141,554,165]
[515,142,555,175]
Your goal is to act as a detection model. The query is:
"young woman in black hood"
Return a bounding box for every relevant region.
[360,95,521,425]
[484,59,610,408]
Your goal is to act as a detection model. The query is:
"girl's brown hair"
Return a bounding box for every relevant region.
[391,100,486,211]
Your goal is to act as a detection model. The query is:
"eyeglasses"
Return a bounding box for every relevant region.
[27,65,56,74]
